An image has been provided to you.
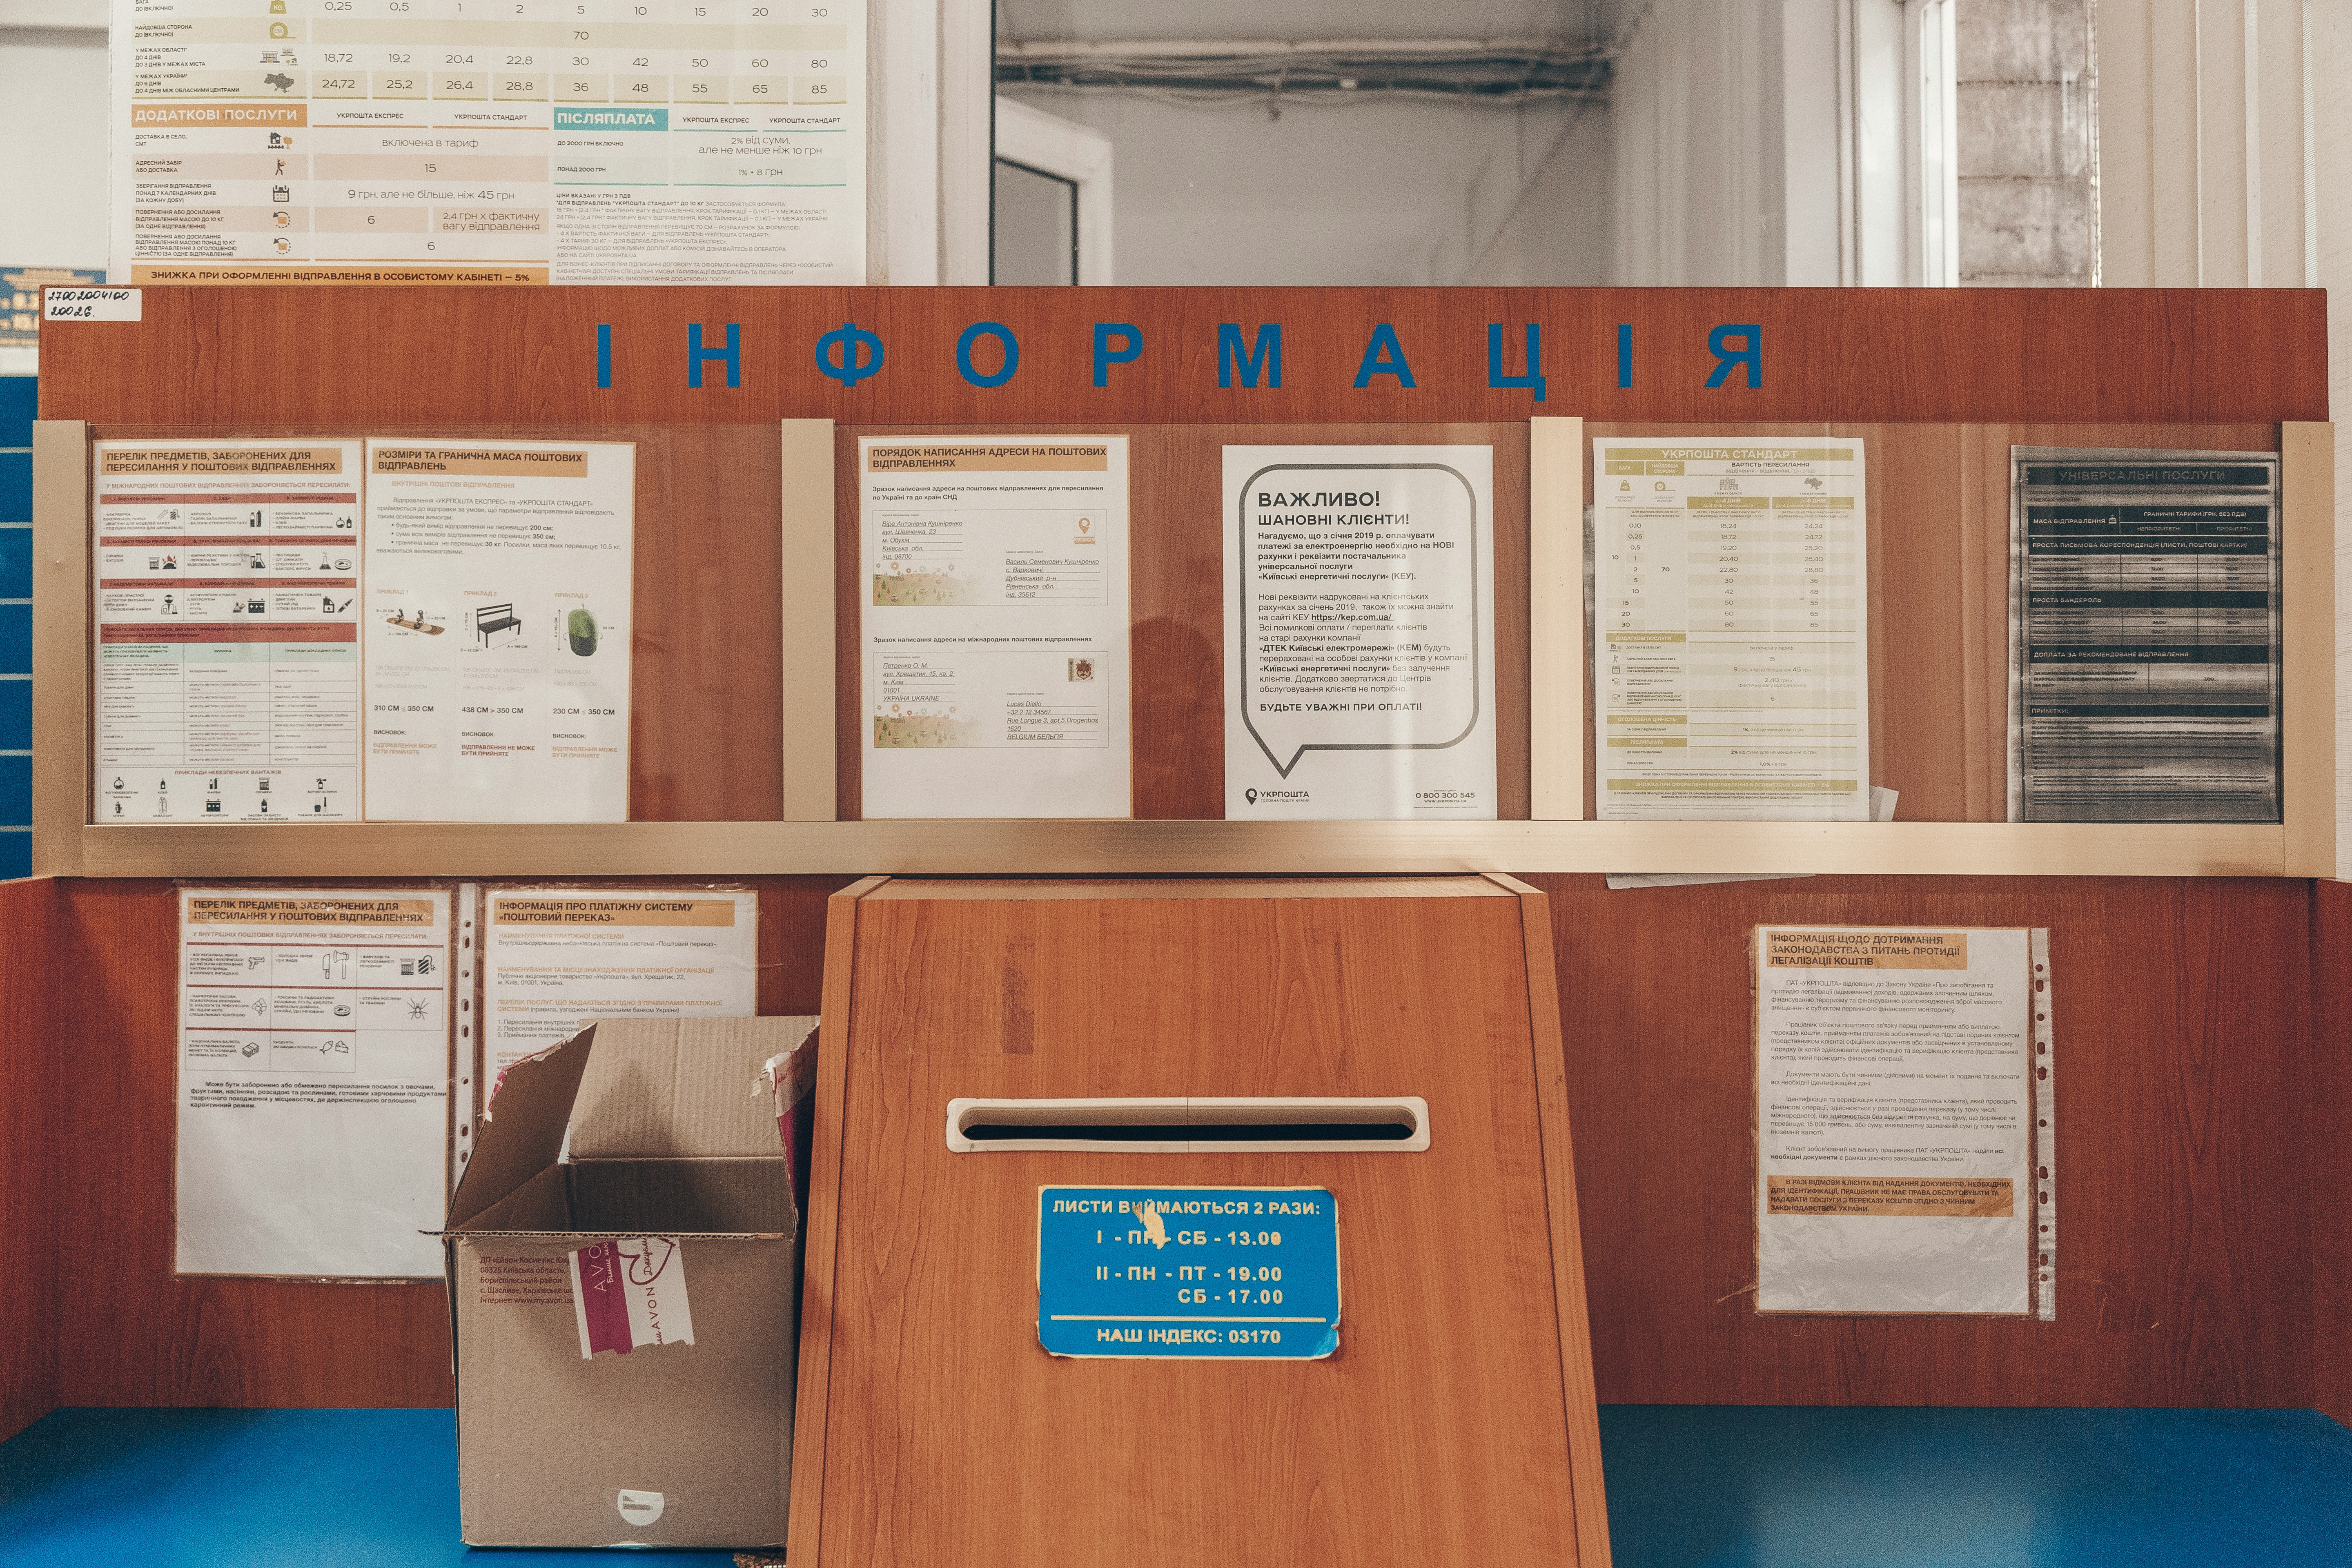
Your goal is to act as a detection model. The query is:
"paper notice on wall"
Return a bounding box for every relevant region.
[177,887,454,1278]
[1594,437,1869,820]
[90,439,365,825]
[860,437,1131,818]
[109,0,865,285]
[1222,446,1497,819]
[1754,926,2043,1314]
[361,439,633,822]
[2007,447,2282,822]
[481,887,759,1080]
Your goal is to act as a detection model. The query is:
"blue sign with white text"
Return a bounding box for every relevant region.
[1036,1186,1341,1359]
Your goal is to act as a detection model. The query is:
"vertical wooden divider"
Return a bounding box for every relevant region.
[1530,418,1585,820]
[1485,871,1612,1566]
[787,873,888,1566]
[30,420,87,876]
[2282,421,2335,875]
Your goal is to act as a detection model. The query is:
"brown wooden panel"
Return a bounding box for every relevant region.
[40,874,844,1408]
[2313,878,2352,1427]
[835,423,1528,820]
[0,877,60,1439]
[36,288,2328,427]
[1528,872,2319,1406]
[796,879,1602,1568]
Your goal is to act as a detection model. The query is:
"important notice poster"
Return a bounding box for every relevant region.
[1222,446,1497,820]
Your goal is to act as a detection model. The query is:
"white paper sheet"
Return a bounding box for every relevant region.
[1594,437,1869,820]
[177,887,454,1278]
[1754,925,2038,1314]
[361,439,633,822]
[91,439,365,825]
[1223,445,1497,819]
[109,0,866,285]
[481,886,759,1082]
[860,436,1131,818]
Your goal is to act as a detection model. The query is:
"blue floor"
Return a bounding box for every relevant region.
[0,1405,2346,1564]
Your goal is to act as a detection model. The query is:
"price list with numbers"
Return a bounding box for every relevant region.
[110,0,864,284]
[1593,437,1872,821]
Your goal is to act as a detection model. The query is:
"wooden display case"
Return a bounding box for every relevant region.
[4,286,2347,1465]
[23,287,2334,878]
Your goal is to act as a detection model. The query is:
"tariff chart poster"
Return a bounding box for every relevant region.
[361,438,633,822]
[110,0,864,285]
[1594,437,1870,820]
[91,439,364,824]
[481,886,758,1078]
[177,887,454,1278]
[1753,927,2041,1315]
[1223,446,1497,820]
[2008,447,2282,822]
[860,437,1131,818]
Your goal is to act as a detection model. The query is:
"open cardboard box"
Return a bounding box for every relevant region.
[441,1016,815,1549]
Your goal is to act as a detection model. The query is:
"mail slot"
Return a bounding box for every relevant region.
[944,1096,1431,1152]
[790,874,1610,1567]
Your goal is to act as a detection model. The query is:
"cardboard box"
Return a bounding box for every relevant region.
[443,1016,814,1549]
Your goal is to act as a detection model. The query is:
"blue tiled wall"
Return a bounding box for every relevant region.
[1,375,31,879]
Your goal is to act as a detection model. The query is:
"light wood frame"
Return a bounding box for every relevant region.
[30,419,2336,880]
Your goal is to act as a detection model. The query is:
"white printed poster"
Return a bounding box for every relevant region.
[90,439,364,825]
[177,887,454,1278]
[1754,926,2043,1315]
[860,436,1131,818]
[481,886,759,1080]
[110,0,865,285]
[1594,437,1870,820]
[362,438,633,822]
[1223,445,1497,819]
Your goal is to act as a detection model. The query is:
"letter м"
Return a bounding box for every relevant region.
[1218,323,1282,388]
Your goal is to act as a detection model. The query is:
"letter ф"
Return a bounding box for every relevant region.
[815,321,885,388]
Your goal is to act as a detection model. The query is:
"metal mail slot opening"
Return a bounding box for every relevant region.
[944,1096,1430,1154]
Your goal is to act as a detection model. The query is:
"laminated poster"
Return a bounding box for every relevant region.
[860,436,1131,818]
[1594,437,1870,820]
[481,886,759,1080]
[2008,447,2282,822]
[91,439,365,825]
[1754,926,2053,1316]
[109,0,865,285]
[361,438,633,822]
[1223,445,1498,819]
[177,887,454,1278]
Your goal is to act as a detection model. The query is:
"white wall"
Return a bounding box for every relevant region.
[0,18,108,270]
[1611,0,1777,286]
[1611,0,1958,287]
[997,87,1609,287]
[2094,0,2352,878]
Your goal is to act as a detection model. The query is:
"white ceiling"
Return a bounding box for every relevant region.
[998,0,1615,45]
